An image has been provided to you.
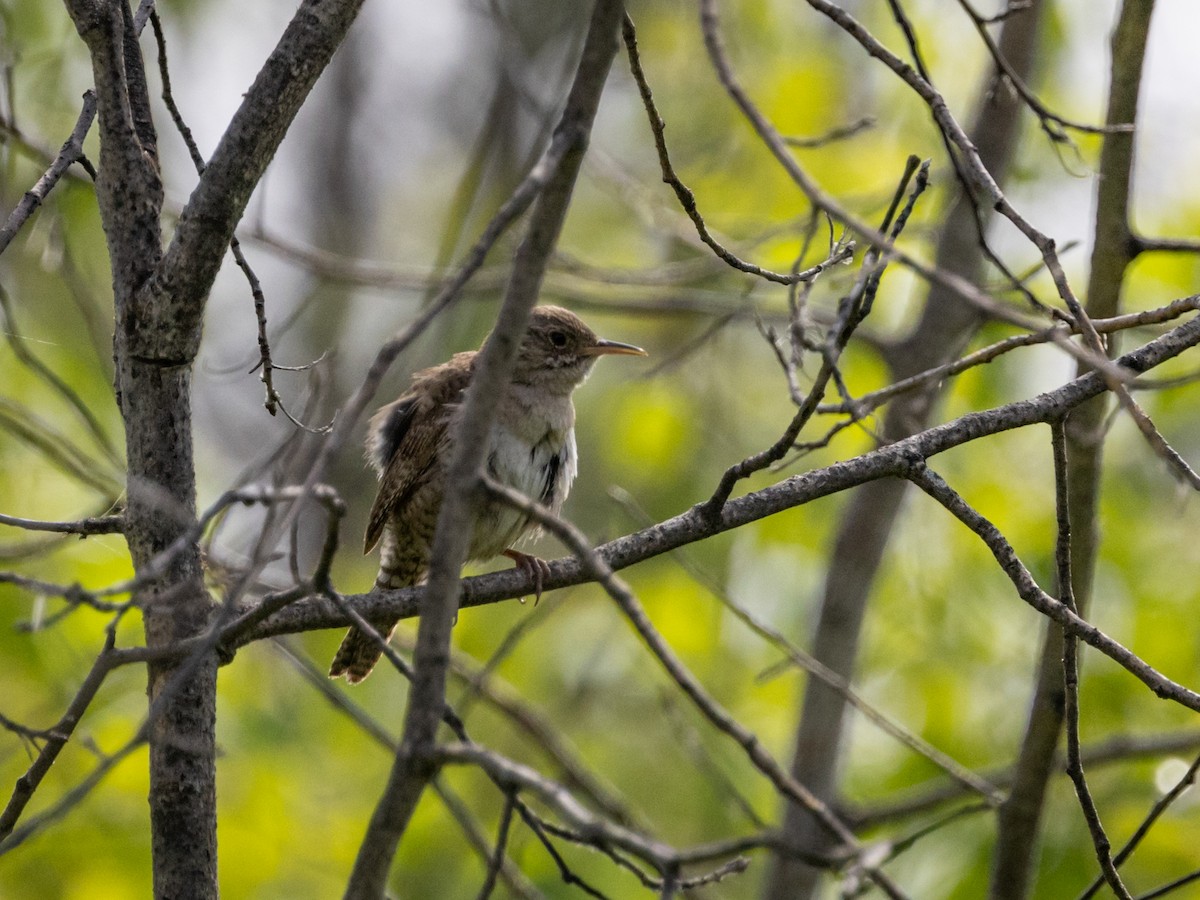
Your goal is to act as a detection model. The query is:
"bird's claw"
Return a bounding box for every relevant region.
[503,549,551,605]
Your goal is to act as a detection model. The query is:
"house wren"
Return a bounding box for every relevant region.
[329,305,645,683]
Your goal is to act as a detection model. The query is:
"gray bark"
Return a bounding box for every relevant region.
[59,0,368,894]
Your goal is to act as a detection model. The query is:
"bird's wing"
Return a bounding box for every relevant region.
[363,352,475,554]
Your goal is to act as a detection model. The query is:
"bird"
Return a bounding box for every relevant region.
[329,305,646,683]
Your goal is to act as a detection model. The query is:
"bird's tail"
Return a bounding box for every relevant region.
[328,619,398,683]
[330,528,424,683]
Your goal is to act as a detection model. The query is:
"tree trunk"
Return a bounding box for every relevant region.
[60,0,369,894]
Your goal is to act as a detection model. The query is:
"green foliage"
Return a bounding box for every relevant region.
[4,0,1200,897]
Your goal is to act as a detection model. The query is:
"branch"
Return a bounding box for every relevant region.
[233,310,1200,714]
[0,511,123,536]
[818,296,1200,418]
[1053,422,1131,898]
[954,0,1125,139]
[0,90,96,256]
[705,158,928,512]
[390,629,640,829]
[847,729,1200,829]
[904,460,1200,712]
[1132,235,1200,255]
[343,2,627,895]
[477,477,905,898]
[269,642,544,900]
[148,10,324,427]
[1079,750,1200,899]
[621,492,999,805]
[0,634,119,844]
[134,0,368,363]
[621,14,850,286]
[0,284,122,468]
[994,4,1158,894]
[439,742,750,884]
[697,0,1042,331]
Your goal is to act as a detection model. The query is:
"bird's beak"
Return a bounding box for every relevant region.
[586,338,647,357]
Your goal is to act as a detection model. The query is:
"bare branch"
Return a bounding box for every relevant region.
[0,511,123,536]
[0,90,97,256]
[1078,755,1200,899]
[1133,235,1200,255]
[0,635,119,845]
[904,459,1200,712]
[954,0,1126,138]
[0,285,121,468]
[705,157,928,512]
[818,296,1200,418]
[269,642,544,900]
[622,14,850,286]
[439,742,752,883]
[1053,422,1131,898]
[848,729,1200,829]
[697,0,1042,331]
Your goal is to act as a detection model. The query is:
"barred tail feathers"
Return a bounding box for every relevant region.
[330,527,426,683]
[328,621,398,683]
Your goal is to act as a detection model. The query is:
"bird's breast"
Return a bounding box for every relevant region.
[486,423,577,511]
[472,421,578,559]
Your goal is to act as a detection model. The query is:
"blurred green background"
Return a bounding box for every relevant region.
[4,0,1200,896]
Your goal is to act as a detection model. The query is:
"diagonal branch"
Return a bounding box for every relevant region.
[903,460,1200,713]
[134,0,368,364]
[478,477,907,897]
[233,310,1200,715]
[342,2,627,895]
[0,90,97,256]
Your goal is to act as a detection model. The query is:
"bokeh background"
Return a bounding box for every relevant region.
[3,0,1200,896]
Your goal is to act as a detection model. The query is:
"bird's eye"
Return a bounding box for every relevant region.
[549,330,568,348]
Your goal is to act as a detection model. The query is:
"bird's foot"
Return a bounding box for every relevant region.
[503,549,551,605]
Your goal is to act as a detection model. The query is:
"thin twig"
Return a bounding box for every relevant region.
[0,285,122,466]
[1053,422,1132,898]
[150,10,330,430]
[475,793,517,900]
[270,641,543,899]
[0,634,119,843]
[1133,868,1200,900]
[784,116,876,148]
[848,728,1200,829]
[697,0,1046,331]
[515,801,611,900]
[1078,751,1200,900]
[622,14,851,286]
[0,91,97,256]
[705,157,928,513]
[0,511,123,536]
[955,0,1127,138]
[818,295,1200,417]
[1132,235,1200,255]
[906,459,1200,712]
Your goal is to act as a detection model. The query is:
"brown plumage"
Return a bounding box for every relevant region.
[329,306,645,683]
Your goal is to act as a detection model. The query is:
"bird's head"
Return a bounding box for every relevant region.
[509,306,645,393]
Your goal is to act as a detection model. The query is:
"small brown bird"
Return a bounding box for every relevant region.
[329,305,645,683]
